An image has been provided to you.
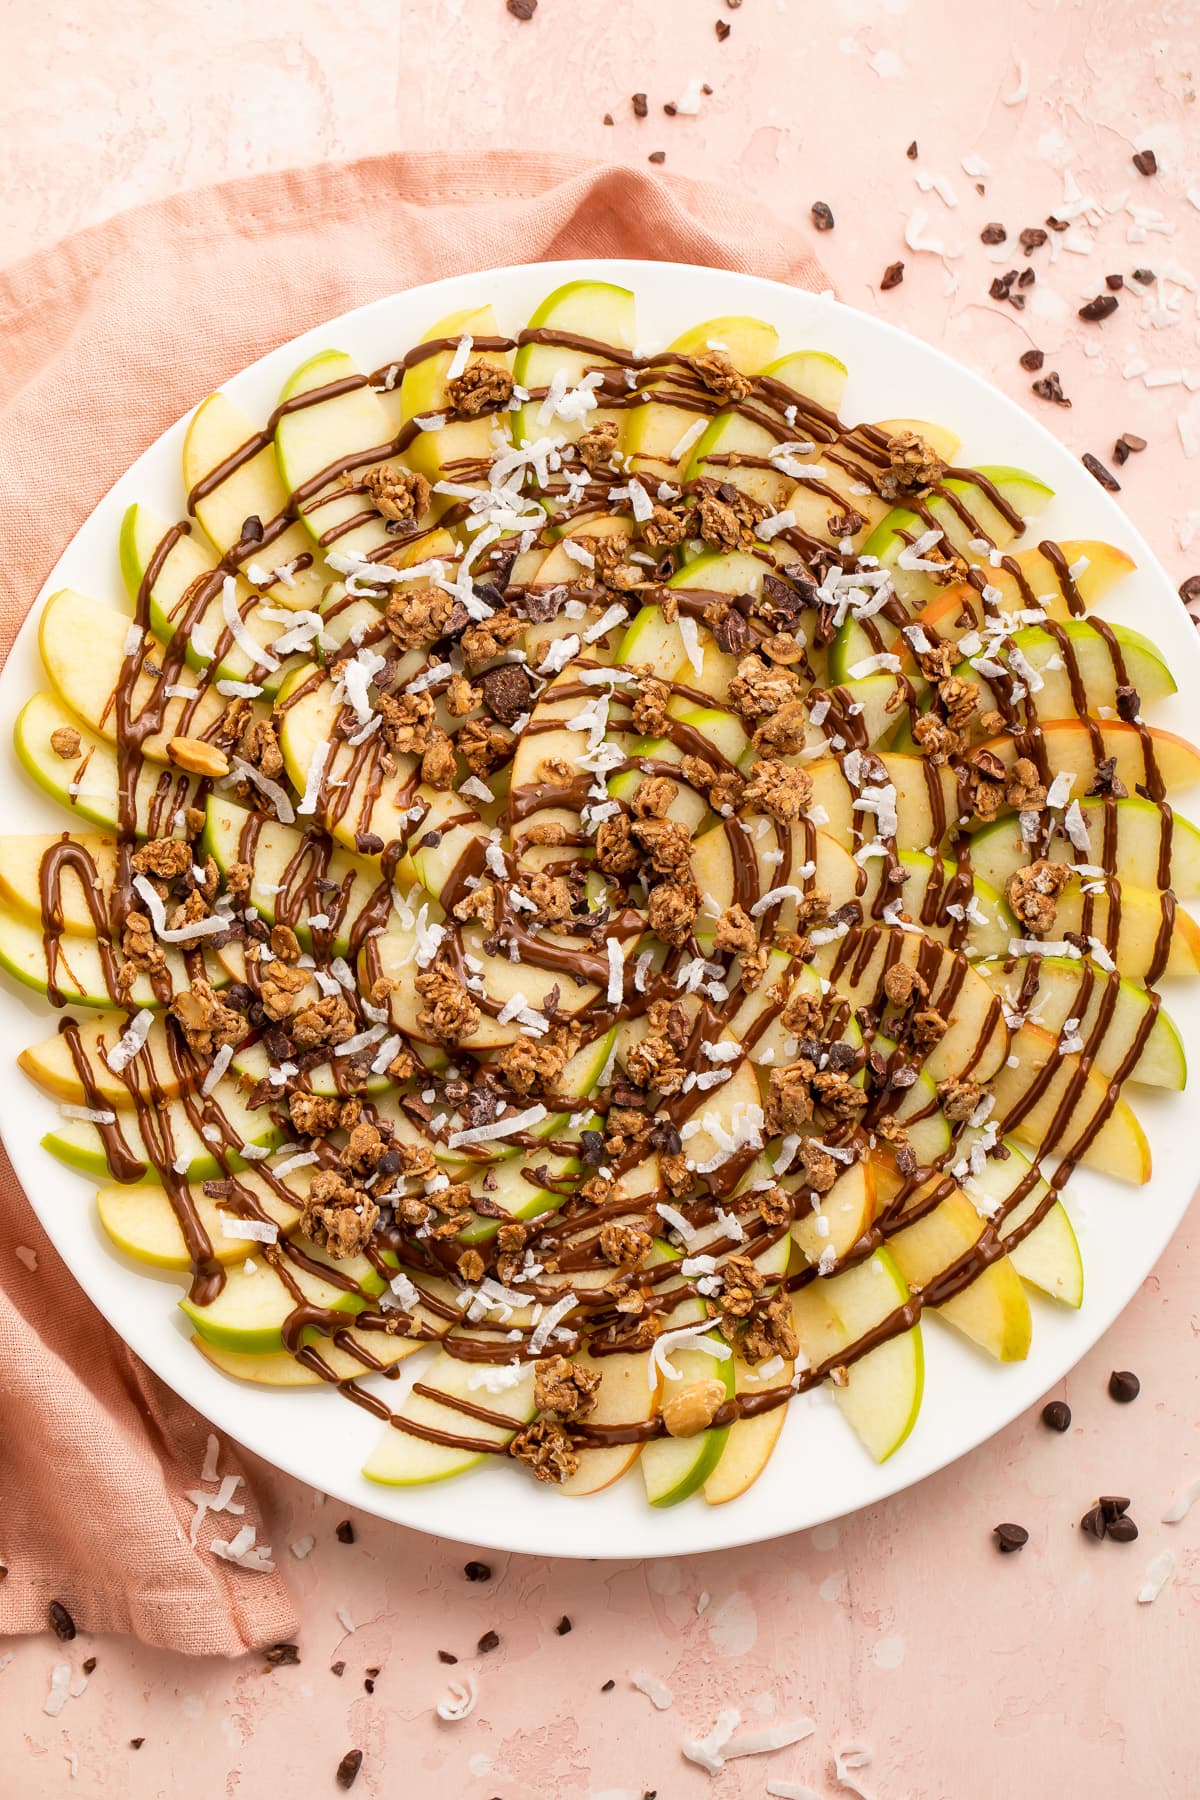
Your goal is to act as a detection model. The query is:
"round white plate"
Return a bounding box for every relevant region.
[3,258,1196,1559]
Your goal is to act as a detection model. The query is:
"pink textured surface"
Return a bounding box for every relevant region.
[2,2,1199,1796]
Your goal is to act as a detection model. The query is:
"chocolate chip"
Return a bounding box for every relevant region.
[1020,349,1045,372]
[1041,1399,1071,1432]
[130,1738,144,1749]
[811,201,835,232]
[906,140,918,159]
[1132,149,1158,177]
[981,222,1007,244]
[336,1519,356,1544]
[1180,574,1200,608]
[438,1649,458,1663]
[1099,1494,1131,1523]
[241,514,264,544]
[82,1656,97,1675]
[1019,227,1048,253]
[716,17,731,37]
[648,151,666,165]
[363,1678,375,1694]
[1115,684,1140,722]
[465,1560,492,1581]
[993,1522,1029,1552]
[331,1660,346,1677]
[49,1600,76,1641]
[632,93,648,117]
[264,1642,301,1666]
[336,1749,364,1790]
[479,662,534,724]
[1079,294,1119,322]
[1107,1514,1140,1542]
[881,261,905,290]
[1108,1368,1140,1403]
[1080,1504,1107,1539]
[555,1615,573,1635]
[1032,372,1071,407]
[477,1630,501,1653]
[1082,452,1120,491]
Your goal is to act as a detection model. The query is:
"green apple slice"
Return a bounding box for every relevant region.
[791,1247,923,1461]
[977,718,1200,797]
[951,619,1174,721]
[20,1008,184,1108]
[887,1182,1032,1361]
[97,1171,304,1269]
[807,753,962,854]
[38,589,227,760]
[194,1329,422,1385]
[182,1240,381,1353]
[556,1347,660,1497]
[857,851,1014,960]
[511,279,636,452]
[953,1131,1083,1307]
[965,795,1200,899]
[202,794,380,956]
[980,955,1185,1089]
[44,1079,282,1184]
[398,303,512,490]
[682,348,849,513]
[991,1021,1151,1182]
[182,388,327,608]
[0,900,197,1008]
[362,1347,538,1486]
[641,1336,735,1507]
[623,315,780,484]
[13,692,203,838]
[275,659,421,853]
[274,349,405,562]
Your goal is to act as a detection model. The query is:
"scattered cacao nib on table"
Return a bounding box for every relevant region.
[1132,148,1158,176]
[48,1600,76,1641]
[811,201,835,231]
[1082,452,1120,491]
[1032,371,1071,407]
[1078,294,1119,322]
[1112,433,1147,466]
[464,1561,493,1582]
[336,1749,364,1790]
[880,260,904,290]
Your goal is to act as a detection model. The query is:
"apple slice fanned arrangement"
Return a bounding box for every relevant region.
[7,278,1198,1510]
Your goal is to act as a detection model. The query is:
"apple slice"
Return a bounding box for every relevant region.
[980,954,1185,1089]
[808,924,1010,1084]
[791,1158,875,1263]
[202,795,380,956]
[703,1350,796,1505]
[398,303,512,490]
[912,539,1136,644]
[275,659,421,853]
[953,1131,1083,1307]
[362,1347,537,1486]
[965,795,1200,899]
[857,851,1014,960]
[20,1009,184,1109]
[945,619,1175,723]
[682,348,850,513]
[790,1247,923,1461]
[0,900,197,1009]
[181,1240,384,1353]
[556,1347,660,1497]
[13,692,203,838]
[976,719,1200,798]
[195,1329,421,1386]
[44,1081,282,1184]
[0,832,119,935]
[886,1180,1033,1361]
[806,753,961,854]
[640,1330,735,1507]
[691,822,861,936]
[182,388,327,609]
[97,1172,303,1270]
[38,590,227,759]
[990,1021,1151,1182]
[275,349,405,562]
[511,279,636,452]
[623,315,780,483]
[1045,879,1200,982]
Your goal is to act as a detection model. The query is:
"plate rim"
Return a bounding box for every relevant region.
[3,254,1197,1561]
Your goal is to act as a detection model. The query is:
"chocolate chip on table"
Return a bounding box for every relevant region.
[1020,349,1045,371]
[1042,1399,1072,1431]
[881,261,905,290]
[336,1749,364,1790]
[1107,1514,1140,1543]
[994,1522,1029,1552]
[1082,452,1120,491]
[555,1615,573,1635]
[1019,227,1049,253]
[663,102,677,116]
[648,151,667,165]
[1109,1368,1140,1403]
[1180,575,1200,608]
[506,0,537,17]
[1079,294,1119,322]
[603,112,614,125]
[48,1600,76,1641]
[1032,371,1071,407]
[477,1630,501,1653]
[130,1738,145,1750]
[1080,1503,1108,1540]
[336,1519,356,1544]
[465,1560,492,1582]
[632,93,648,118]
[981,222,1007,245]
[601,1678,616,1692]
[1099,1495,1131,1523]
[811,201,835,232]
[906,139,918,159]
[1132,148,1158,176]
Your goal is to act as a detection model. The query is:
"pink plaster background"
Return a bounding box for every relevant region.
[3,1,1200,1795]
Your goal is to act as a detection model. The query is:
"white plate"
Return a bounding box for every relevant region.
[3,258,1196,1560]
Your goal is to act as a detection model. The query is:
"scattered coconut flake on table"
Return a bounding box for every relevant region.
[1162,1476,1200,1523]
[210,1524,275,1572]
[835,1744,876,1798]
[682,1707,742,1775]
[437,1672,478,1721]
[767,1784,822,1800]
[718,1719,817,1763]
[201,1434,221,1483]
[336,1607,355,1635]
[0,1653,13,1676]
[631,1672,674,1711]
[290,1536,316,1560]
[43,1662,72,1717]
[1137,1551,1176,1604]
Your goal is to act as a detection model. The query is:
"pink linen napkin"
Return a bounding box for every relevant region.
[0,150,828,1655]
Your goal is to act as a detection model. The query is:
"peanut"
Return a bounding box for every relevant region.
[661,1376,727,1439]
[168,736,230,779]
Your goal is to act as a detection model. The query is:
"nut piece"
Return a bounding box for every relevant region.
[168,736,230,779]
[661,1376,728,1439]
[50,725,81,759]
